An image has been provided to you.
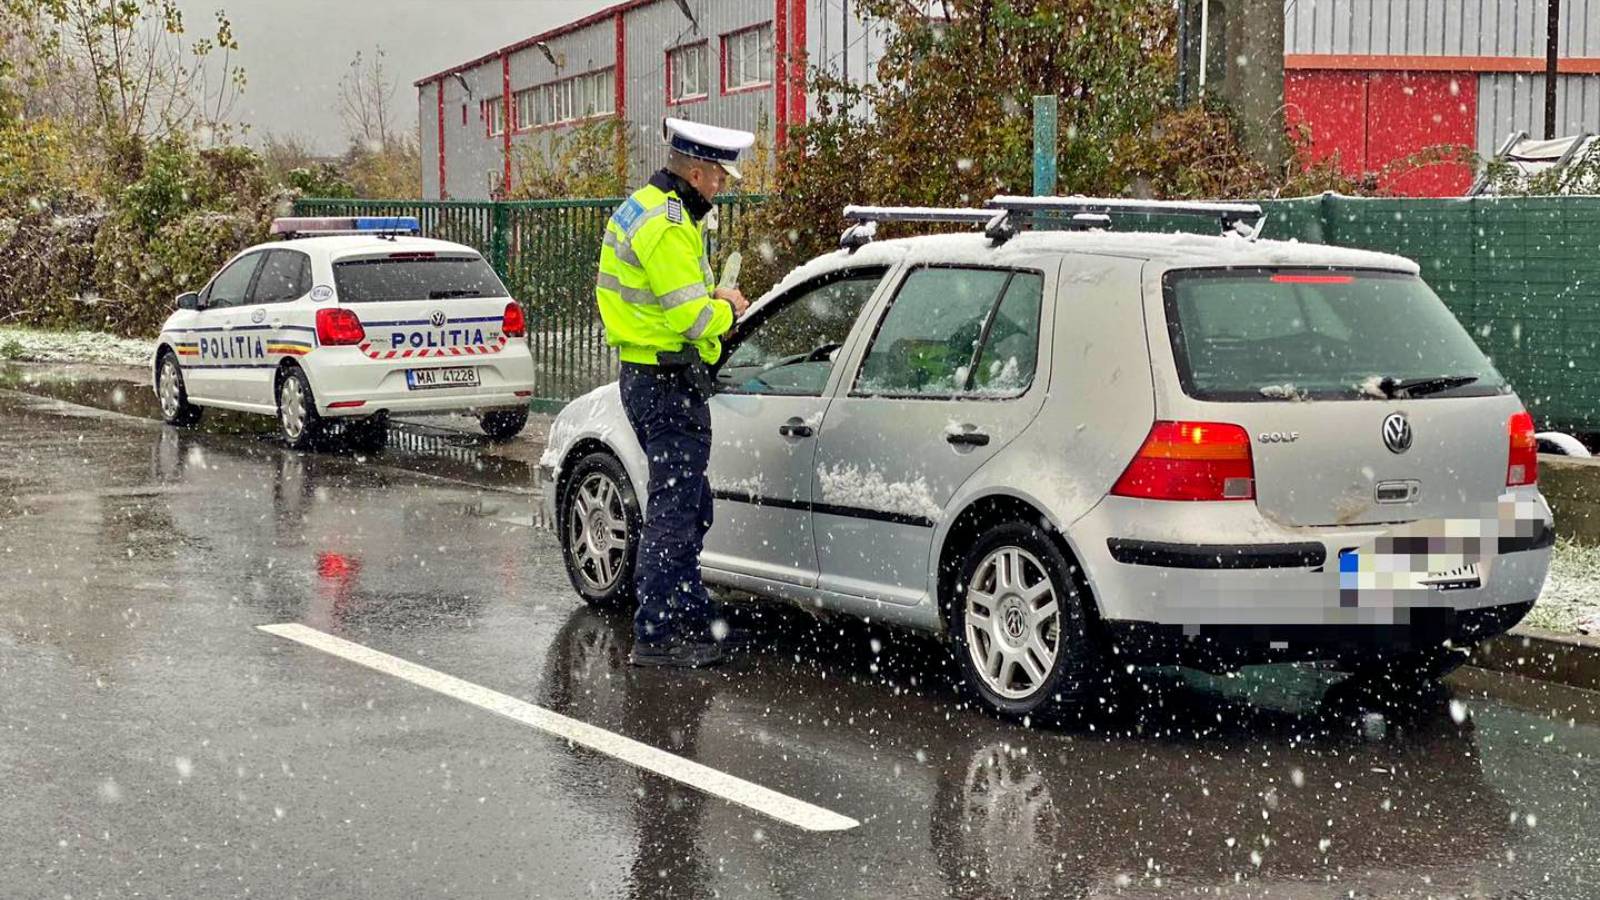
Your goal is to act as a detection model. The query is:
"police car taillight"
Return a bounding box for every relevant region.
[502,301,526,338]
[316,308,366,346]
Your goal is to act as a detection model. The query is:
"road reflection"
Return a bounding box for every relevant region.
[538,604,1514,897]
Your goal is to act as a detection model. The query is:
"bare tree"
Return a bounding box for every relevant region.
[338,45,396,149]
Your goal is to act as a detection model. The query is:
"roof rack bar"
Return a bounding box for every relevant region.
[985,195,1264,227]
[842,205,995,225]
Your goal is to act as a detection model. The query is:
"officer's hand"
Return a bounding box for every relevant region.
[715,287,749,318]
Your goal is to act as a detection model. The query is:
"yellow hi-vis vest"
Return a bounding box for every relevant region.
[595,179,732,365]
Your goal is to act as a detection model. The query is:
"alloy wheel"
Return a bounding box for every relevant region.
[279,377,306,441]
[158,357,182,419]
[964,546,1061,700]
[569,472,628,592]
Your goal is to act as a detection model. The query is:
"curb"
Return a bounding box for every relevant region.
[1469,625,1600,693]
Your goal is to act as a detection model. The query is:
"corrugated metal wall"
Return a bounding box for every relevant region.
[1477,73,1600,152]
[623,0,780,182]
[420,84,439,199]
[1287,0,1600,57]
[506,18,620,190]
[432,61,506,200]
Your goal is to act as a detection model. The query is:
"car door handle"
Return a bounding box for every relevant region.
[945,427,990,447]
[778,418,815,438]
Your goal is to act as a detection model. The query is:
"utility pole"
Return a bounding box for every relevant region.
[1545,0,1561,139]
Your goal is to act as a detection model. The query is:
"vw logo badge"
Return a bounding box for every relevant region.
[429,309,447,328]
[250,308,266,324]
[1382,412,1413,454]
[1003,605,1026,639]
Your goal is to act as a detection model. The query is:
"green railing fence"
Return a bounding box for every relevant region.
[300,194,1600,432]
[294,195,764,405]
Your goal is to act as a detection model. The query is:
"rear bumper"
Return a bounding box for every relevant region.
[1069,490,1554,627]
[1104,599,1534,668]
[305,345,537,417]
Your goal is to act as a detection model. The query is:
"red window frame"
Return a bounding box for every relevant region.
[482,96,506,138]
[720,22,773,96]
[516,67,619,133]
[665,40,710,107]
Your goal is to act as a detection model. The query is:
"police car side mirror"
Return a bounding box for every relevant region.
[176,291,200,311]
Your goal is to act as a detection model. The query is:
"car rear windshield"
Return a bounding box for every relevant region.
[1164,268,1509,401]
[332,255,509,303]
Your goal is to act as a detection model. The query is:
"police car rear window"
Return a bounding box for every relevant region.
[332,256,509,303]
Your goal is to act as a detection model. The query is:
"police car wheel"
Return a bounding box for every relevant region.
[558,452,639,608]
[156,352,202,427]
[276,367,323,450]
[947,522,1103,721]
[479,407,529,441]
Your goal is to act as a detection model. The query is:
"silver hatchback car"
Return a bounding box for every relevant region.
[542,198,1553,719]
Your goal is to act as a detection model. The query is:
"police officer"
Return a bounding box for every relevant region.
[595,118,754,668]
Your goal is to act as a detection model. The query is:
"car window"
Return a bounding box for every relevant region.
[204,252,264,310]
[854,266,1040,398]
[968,271,1044,395]
[1165,268,1508,401]
[716,268,885,396]
[332,256,508,302]
[250,250,311,304]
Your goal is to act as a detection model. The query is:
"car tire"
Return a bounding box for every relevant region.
[947,522,1102,720]
[155,351,203,427]
[479,407,529,441]
[275,366,324,451]
[557,451,640,609]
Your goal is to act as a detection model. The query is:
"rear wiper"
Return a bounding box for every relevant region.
[428,289,484,299]
[1378,374,1479,398]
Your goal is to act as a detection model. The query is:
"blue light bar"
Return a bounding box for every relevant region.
[355,216,420,233]
[270,216,422,238]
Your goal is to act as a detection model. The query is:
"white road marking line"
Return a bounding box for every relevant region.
[257,623,859,833]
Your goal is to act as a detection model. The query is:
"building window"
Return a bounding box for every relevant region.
[722,24,772,93]
[668,42,709,104]
[483,96,505,137]
[516,68,615,129]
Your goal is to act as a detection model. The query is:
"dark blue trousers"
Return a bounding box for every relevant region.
[619,363,715,644]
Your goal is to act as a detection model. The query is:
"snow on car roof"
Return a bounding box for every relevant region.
[757,228,1419,309]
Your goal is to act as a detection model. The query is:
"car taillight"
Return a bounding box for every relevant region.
[1111,421,1256,501]
[502,301,526,338]
[315,308,366,346]
[1508,411,1537,486]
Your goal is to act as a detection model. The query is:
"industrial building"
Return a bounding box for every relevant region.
[414,0,888,200]
[416,0,1600,199]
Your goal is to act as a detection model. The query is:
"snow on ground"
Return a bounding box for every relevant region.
[0,327,155,367]
[1527,538,1600,635]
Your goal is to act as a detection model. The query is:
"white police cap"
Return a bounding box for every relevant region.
[663,117,754,180]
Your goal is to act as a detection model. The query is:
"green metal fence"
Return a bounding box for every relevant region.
[300,194,1600,431]
[294,195,765,405]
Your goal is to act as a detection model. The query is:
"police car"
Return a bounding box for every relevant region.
[152,217,538,449]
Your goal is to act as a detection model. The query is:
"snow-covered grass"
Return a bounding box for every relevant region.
[0,326,154,367]
[1526,538,1600,635]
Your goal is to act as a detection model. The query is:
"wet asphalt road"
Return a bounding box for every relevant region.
[5,369,1600,899]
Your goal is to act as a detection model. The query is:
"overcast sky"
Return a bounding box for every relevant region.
[178,0,613,154]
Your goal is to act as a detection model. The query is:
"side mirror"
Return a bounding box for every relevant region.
[176,291,200,310]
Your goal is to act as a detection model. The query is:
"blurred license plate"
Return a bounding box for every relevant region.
[406,366,478,390]
[1420,562,1481,590]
